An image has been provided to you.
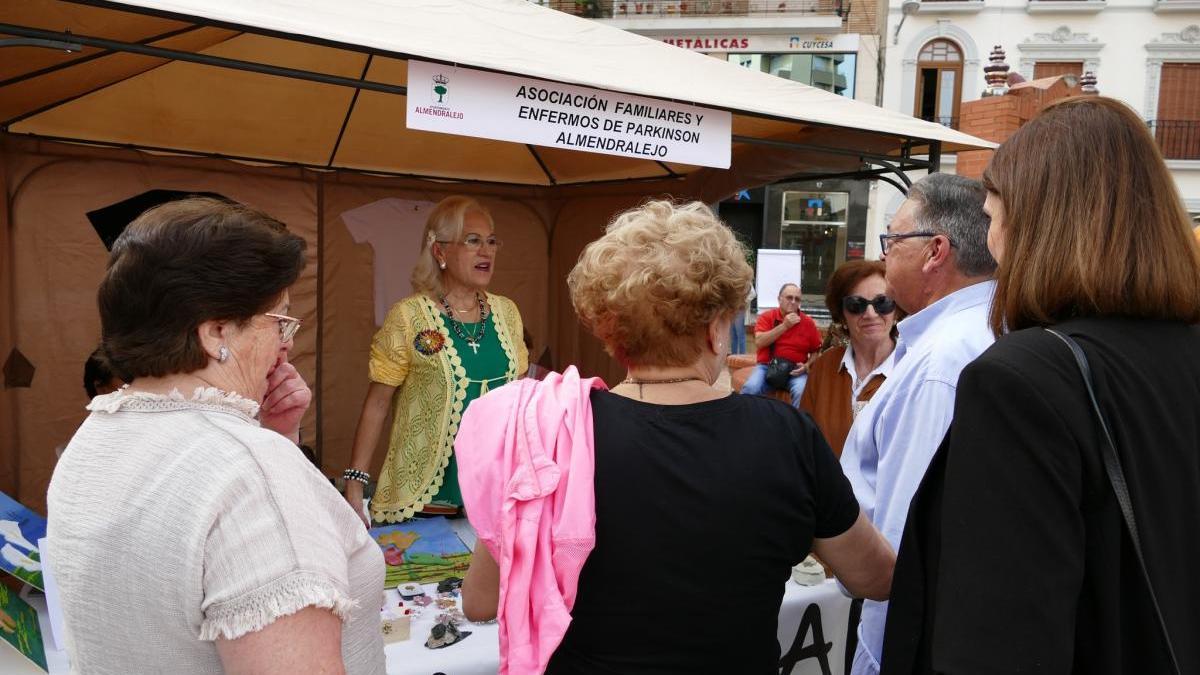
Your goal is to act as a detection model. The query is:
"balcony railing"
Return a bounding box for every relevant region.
[1150,120,1200,160]
[537,0,833,18]
[919,114,959,130]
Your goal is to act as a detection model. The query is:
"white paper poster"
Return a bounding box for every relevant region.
[407,60,732,169]
[756,249,803,310]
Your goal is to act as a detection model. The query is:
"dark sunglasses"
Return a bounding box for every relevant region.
[842,294,896,316]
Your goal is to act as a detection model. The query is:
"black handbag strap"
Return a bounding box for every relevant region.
[769,314,784,360]
[1045,329,1182,675]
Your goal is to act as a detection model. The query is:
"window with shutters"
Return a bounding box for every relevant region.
[1033,61,1083,80]
[1153,63,1200,160]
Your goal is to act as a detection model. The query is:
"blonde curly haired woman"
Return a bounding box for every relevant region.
[460,200,893,674]
[343,195,528,524]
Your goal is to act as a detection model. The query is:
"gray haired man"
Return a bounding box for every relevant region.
[841,173,998,675]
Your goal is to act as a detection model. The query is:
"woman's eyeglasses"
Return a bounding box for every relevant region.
[264,313,302,342]
[842,295,897,316]
[438,234,503,251]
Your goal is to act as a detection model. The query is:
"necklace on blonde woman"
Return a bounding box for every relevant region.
[440,293,489,354]
[621,376,705,399]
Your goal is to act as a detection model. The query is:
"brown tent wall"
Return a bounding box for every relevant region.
[1,134,658,511]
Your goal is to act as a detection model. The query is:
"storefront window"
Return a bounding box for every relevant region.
[730,53,856,98]
[781,191,850,300]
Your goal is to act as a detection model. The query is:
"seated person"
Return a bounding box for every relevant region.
[457,200,894,674]
[740,282,822,406]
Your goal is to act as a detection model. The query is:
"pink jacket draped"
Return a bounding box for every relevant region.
[455,367,605,675]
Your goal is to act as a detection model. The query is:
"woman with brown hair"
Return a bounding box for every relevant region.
[881,96,1200,674]
[800,260,901,457]
[47,198,385,673]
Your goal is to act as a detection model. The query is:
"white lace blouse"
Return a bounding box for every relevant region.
[46,388,385,674]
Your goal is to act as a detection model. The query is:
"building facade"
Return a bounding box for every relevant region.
[874,0,1200,255]
[543,0,889,311]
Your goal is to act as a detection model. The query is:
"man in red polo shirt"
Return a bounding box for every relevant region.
[739,282,821,406]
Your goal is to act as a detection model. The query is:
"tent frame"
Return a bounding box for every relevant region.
[0,18,941,190]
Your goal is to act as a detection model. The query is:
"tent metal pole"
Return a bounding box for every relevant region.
[732,134,932,169]
[315,175,326,467]
[876,175,909,194]
[0,37,82,51]
[0,23,409,96]
[525,145,557,185]
[928,141,943,173]
[776,166,904,183]
[327,55,374,167]
[871,158,913,188]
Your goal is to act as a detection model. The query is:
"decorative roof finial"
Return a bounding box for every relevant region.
[983,45,1010,97]
[1080,70,1098,94]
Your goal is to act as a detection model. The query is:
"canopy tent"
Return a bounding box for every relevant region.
[0,0,992,510]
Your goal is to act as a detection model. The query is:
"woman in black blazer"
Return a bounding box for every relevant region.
[880,96,1200,675]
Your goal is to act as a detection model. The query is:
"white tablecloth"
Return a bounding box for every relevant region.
[384,578,854,675]
[9,579,853,675]
[13,511,854,675]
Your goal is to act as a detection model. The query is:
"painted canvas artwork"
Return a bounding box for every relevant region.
[0,492,45,591]
[0,585,47,672]
[369,517,471,588]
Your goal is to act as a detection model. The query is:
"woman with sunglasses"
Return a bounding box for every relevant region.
[344,195,528,525]
[800,260,902,457]
[47,198,387,673]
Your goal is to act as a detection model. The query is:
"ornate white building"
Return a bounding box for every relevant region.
[871,0,1200,255]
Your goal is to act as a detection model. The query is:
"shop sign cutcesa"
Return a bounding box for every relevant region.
[406,60,732,169]
[659,34,860,53]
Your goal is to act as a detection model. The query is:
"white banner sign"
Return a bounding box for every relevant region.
[660,34,860,54]
[406,60,732,169]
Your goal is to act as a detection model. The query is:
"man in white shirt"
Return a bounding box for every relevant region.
[841,173,998,675]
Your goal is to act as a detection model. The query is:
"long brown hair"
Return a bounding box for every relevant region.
[983,96,1200,336]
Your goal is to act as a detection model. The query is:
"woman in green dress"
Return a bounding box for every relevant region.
[343,195,528,525]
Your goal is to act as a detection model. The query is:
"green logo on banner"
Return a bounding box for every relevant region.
[433,74,449,104]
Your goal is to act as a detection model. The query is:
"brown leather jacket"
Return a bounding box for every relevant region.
[799,344,888,458]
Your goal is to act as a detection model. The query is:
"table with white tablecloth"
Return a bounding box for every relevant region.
[7,578,853,675]
[385,578,855,675]
[9,512,854,675]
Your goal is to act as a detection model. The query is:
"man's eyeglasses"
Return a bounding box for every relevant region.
[879,231,952,254]
[438,234,503,251]
[264,313,302,342]
[780,294,802,302]
[842,295,897,316]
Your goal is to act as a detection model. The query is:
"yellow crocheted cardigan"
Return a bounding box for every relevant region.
[367,293,528,523]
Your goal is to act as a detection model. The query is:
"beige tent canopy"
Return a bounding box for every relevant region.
[0,0,991,509]
[0,0,990,186]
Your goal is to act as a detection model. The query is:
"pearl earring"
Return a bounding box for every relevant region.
[218,345,229,363]
[439,261,447,269]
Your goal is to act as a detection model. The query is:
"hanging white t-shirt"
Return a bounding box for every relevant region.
[341,198,435,326]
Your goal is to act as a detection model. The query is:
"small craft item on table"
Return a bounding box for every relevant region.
[436,576,463,593]
[368,516,471,588]
[380,608,411,644]
[397,582,425,600]
[425,620,471,649]
[792,555,826,586]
